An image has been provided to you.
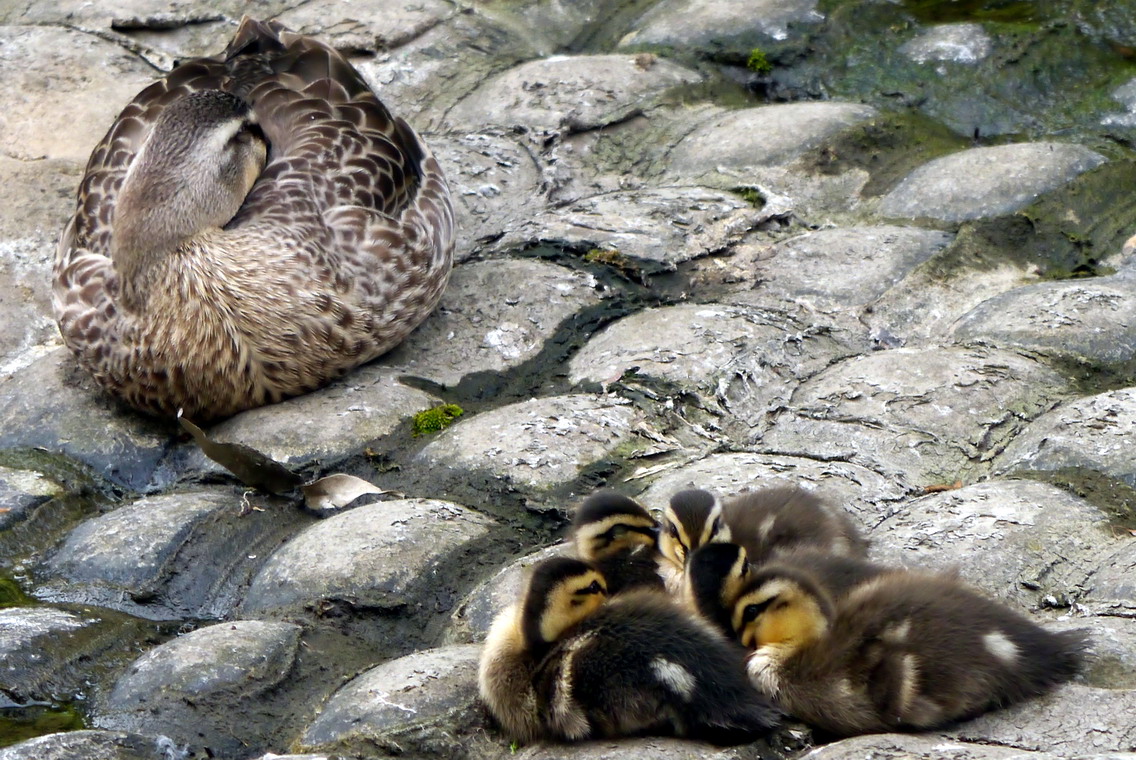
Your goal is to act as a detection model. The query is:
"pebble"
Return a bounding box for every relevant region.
[620,0,821,48]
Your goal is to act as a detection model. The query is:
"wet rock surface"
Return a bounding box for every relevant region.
[2,1,1136,759]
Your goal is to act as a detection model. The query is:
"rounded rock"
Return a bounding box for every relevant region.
[878,142,1106,223]
[415,395,640,490]
[300,644,485,757]
[242,499,496,617]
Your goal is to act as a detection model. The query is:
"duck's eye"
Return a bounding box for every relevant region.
[711,517,722,534]
[584,580,604,595]
[667,522,679,538]
[742,604,761,623]
[611,525,627,538]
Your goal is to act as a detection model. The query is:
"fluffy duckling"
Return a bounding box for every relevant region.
[658,486,867,591]
[685,542,752,635]
[572,490,664,594]
[478,557,780,745]
[732,566,1087,737]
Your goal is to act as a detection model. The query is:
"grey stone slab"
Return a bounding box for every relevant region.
[634,452,908,538]
[1054,616,1136,690]
[355,12,540,130]
[995,388,1136,491]
[900,23,994,64]
[666,104,877,181]
[185,367,438,469]
[381,260,602,387]
[805,733,1067,760]
[761,346,1070,487]
[39,487,304,621]
[445,544,568,644]
[945,684,1136,757]
[568,302,853,436]
[491,186,768,268]
[428,133,545,258]
[301,644,485,757]
[1078,540,1136,616]
[415,395,641,490]
[869,480,1112,609]
[445,54,702,133]
[0,731,176,760]
[0,349,174,492]
[619,0,821,49]
[98,620,302,757]
[727,226,955,314]
[878,143,1106,223]
[0,607,89,700]
[0,235,58,377]
[242,499,495,617]
[518,737,771,760]
[273,0,455,52]
[0,465,63,532]
[952,271,1136,366]
[0,26,157,163]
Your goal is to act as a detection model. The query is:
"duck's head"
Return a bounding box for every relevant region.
[685,541,751,632]
[659,488,725,570]
[732,565,834,653]
[520,557,607,651]
[112,89,266,294]
[572,490,658,562]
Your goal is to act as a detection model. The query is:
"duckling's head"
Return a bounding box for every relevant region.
[732,566,834,653]
[685,542,751,632]
[521,557,607,651]
[572,490,658,562]
[659,488,725,569]
[113,89,266,295]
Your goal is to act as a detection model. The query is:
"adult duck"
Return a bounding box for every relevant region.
[53,17,454,421]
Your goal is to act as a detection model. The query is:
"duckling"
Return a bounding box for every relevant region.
[685,542,752,635]
[478,557,608,744]
[658,486,867,591]
[732,565,1087,737]
[572,490,664,594]
[657,488,722,592]
[54,17,454,420]
[478,557,780,745]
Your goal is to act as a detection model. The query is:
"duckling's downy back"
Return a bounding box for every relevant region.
[54,17,454,420]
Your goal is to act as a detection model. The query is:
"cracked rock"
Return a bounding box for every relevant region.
[761,346,1070,487]
[619,0,822,49]
[878,143,1106,223]
[382,259,603,387]
[726,226,954,314]
[97,620,302,758]
[633,451,909,534]
[40,487,307,621]
[445,54,702,133]
[952,270,1136,366]
[666,103,877,182]
[0,731,180,760]
[869,480,1111,609]
[300,645,489,758]
[415,395,640,490]
[491,186,769,269]
[241,499,496,618]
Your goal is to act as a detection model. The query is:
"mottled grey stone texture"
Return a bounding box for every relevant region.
[415,395,640,489]
[878,143,1106,222]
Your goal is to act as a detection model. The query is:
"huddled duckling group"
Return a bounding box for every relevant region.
[479,485,1087,745]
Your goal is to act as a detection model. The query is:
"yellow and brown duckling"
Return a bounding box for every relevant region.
[659,486,868,592]
[572,490,664,594]
[731,565,1087,737]
[478,556,781,745]
[54,17,454,421]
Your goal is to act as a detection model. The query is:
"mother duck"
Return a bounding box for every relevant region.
[53,17,454,421]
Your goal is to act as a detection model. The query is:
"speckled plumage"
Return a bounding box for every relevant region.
[53,17,454,420]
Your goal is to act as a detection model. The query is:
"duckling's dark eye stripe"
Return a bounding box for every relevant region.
[575,580,604,596]
[742,598,776,623]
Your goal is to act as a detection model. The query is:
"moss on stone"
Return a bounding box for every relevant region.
[412,404,464,437]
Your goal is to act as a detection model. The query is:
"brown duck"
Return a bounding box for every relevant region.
[53,17,454,420]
